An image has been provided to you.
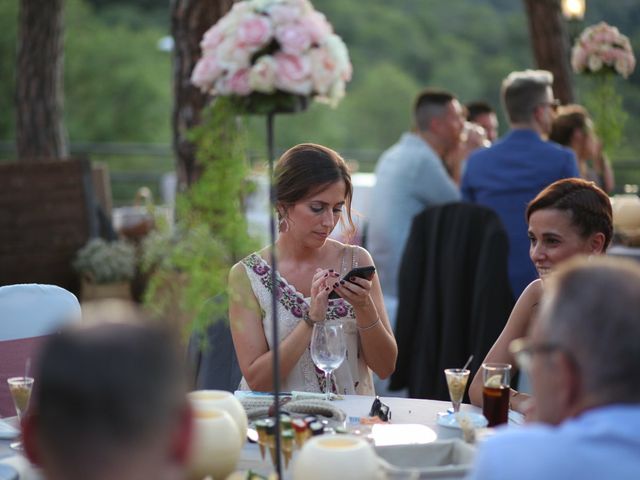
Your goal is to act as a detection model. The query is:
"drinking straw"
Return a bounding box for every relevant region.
[462,355,473,371]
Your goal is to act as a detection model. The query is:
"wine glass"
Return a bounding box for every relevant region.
[310,322,346,400]
[7,376,34,450]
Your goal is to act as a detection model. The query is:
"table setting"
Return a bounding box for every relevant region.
[0,361,525,480]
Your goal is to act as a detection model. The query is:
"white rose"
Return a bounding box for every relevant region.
[588,54,603,72]
[323,34,351,79]
[249,55,277,93]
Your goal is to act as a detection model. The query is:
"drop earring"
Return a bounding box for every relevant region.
[279,217,290,233]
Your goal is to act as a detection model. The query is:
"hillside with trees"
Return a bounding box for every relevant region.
[1,0,640,177]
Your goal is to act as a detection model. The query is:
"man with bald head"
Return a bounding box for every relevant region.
[468,257,640,479]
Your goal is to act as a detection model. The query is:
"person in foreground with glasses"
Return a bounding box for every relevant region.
[229,143,397,395]
[22,301,193,480]
[468,178,612,414]
[467,257,640,479]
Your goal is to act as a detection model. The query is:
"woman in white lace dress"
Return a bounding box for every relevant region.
[229,143,397,395]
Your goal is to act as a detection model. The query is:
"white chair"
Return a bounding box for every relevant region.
[0,284,81,417]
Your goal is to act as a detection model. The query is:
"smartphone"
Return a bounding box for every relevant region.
[328,265,376,299]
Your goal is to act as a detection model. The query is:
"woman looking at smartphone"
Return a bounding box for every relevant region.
[229,143,397,394]
[468,178,612,414]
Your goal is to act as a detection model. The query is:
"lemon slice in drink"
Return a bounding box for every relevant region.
[485,374,503,388]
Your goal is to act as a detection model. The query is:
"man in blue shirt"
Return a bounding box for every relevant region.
[468,257,640,480]
[461,70,579,299]
[368,89,463,330]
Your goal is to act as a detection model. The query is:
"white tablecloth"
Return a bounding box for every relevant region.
[235,394,523,478]
[1,394,523,479]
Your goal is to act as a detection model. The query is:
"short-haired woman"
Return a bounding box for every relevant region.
[468,178,613,414]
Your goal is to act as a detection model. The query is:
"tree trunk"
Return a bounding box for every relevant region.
[16,0,68,161]
[171,0,234,191]
[523,0,574,104]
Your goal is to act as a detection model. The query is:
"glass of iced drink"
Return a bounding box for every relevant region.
[444,368,470,413]
[7,376,34,450]
[481,363,511,427]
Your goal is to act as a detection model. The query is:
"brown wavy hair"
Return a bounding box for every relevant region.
[274,143,355,239]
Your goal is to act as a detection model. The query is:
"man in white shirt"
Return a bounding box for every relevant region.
[468,257,640,480]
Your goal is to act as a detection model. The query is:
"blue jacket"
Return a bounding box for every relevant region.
[461,129,579,298]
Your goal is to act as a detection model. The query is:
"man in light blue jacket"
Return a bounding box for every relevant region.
[368,88,463,330]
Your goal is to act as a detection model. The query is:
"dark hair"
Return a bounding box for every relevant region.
[275,143,355,237]
[466,101,495,122]
[526,178,613,250]
[34,308,186,471]
[413,88,456,132]
[549,104,591,146]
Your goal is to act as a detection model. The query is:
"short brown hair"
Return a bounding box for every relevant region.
[526,178,613,250]
[549,104,591,146]
[274,143,355,237]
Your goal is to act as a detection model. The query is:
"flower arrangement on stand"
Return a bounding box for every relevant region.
[571,21,636,154]
[191,0,352,112]
[190,2,352,478]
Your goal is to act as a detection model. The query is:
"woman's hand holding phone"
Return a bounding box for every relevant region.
[329,266,376,307]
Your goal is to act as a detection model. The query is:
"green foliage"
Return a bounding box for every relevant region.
[64,0,172,142]
[0,1,18,140]
[142,98,259,337]
[584,72,628,157]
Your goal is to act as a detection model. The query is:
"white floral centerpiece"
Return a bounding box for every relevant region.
[191,0,352,112]
[571,21,636,78]
[571,22,636,154]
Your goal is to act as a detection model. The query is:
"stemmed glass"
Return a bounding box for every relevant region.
[7,376,34,450]
[310,321,346,400]
[444,368,470,413]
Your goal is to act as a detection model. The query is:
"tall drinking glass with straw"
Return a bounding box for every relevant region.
[7,358,34,450]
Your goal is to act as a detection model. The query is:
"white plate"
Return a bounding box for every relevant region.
[0,420,19,440]
[437,412,488,429]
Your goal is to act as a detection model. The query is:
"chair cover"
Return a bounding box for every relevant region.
[0,284,81,417]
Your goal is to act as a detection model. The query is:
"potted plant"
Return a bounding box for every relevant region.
[73,238,136,302]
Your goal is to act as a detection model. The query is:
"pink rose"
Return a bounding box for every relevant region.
[237,14,272,49]
[300,11,332,44]
[191,55,223,92]
[268,4,302,25]
[228,68,252,96]
[200,24,225,53]
[274,52,312,95]
[275,23,312,55]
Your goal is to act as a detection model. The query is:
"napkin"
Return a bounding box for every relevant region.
[0,420,19,440]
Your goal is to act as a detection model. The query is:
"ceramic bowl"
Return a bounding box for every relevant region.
[188,390,248,444]
[187,407,242,480]
[292,434,382,480]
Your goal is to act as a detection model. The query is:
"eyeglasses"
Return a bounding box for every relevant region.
[539,99,561,112]
[508,337,564,372]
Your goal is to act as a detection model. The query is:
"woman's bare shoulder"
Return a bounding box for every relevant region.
[520,278,543,306]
